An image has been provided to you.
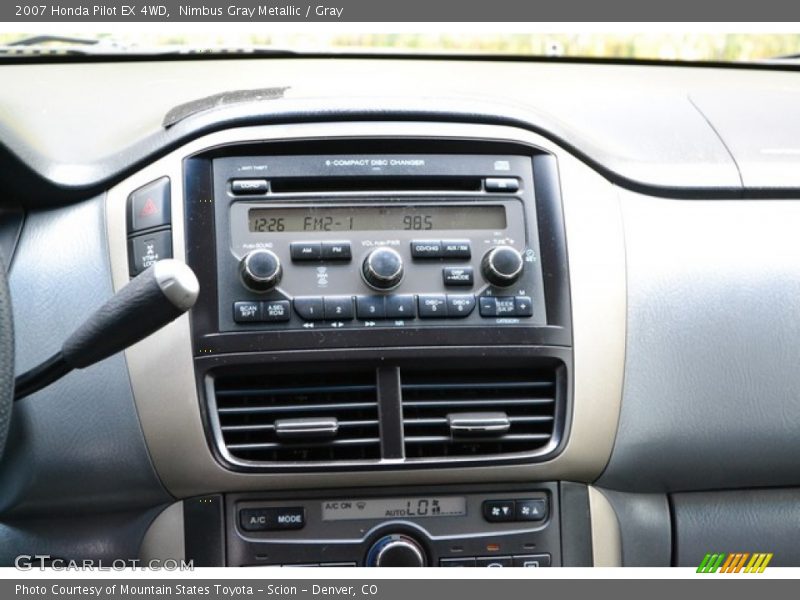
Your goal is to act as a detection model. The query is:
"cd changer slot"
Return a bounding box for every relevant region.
[270,176,483,194]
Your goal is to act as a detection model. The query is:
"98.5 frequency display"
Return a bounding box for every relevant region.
[249,205,506,233]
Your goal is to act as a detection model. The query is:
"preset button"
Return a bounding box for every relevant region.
[323,296,355,320]
[386,295,417,319]
[293,297,325,320]
[418,294,447,318]
[356,296,387,319]
[446,294,476,318]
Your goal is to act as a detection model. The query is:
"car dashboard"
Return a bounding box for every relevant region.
[1,56,800,568]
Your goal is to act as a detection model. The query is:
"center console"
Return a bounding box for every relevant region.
[177,138,572,477]
[106,122,625,567]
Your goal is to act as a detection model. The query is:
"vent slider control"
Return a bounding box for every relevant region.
[448,412,511,437]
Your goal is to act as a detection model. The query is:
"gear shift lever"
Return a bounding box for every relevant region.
[14,259,198,401]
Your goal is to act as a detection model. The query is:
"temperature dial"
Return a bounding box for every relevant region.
[240,249,282,292]
[481,245,524,287]
[362,247,404,290]
[366,534,426,567]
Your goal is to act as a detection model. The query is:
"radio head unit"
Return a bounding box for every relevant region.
[212,153,548,333]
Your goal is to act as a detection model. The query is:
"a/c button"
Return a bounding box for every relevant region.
[240,507,305,531]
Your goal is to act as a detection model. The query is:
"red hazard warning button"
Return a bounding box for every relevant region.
[127,177,171,233]
[139,198,158,218]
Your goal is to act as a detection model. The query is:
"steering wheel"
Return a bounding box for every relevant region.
[0,254,13,458]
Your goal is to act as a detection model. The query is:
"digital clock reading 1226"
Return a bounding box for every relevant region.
[248,205,506,233]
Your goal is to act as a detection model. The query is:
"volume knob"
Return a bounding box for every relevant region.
[240,249,282,292]
[481,245,524,287]
[362,247,404,290]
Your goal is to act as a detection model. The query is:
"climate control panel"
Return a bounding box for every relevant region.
[223,484,561,567]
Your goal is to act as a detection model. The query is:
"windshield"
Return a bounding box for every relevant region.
[2,32,800,61]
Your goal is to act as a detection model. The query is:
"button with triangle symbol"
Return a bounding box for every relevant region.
[515,498,547,522]
[127,176,171,233]
[482,500,515,523]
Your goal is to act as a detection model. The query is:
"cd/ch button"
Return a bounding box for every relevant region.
[410,240,442,258]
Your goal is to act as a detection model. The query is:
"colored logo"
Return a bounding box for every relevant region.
[697,553,773,573]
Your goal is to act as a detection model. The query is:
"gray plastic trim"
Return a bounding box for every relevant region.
[106,122,626,498]
[600,189,800,493]
[598,489,672,567]
[139,501,185,562]
[1,195,171,517]
[673,488,800,567]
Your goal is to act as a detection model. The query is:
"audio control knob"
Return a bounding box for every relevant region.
[481,245,524,287]
[240,249,282,292]
[366,534,426,567]
[362,247,404,290]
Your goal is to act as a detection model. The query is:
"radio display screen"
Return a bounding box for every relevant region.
[321,496,467,521]
[248,205,506,232]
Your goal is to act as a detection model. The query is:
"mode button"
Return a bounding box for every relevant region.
[240,507,305,532]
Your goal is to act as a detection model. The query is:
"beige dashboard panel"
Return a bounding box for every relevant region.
[105,122,625,497]
[588,487,623,567]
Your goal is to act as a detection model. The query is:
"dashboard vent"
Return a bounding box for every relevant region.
[401,367,558,459]
[213,372,380,463]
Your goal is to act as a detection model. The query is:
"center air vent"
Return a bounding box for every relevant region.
[401,367,560,460]
[213,372,380,463]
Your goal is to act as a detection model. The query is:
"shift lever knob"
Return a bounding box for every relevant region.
[61,259,199,369]
[14,260,199,400]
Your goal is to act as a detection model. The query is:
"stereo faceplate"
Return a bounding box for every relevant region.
[212,154,548,332]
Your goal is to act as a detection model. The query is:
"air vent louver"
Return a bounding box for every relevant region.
[401,367,558,459]
[214,372,380,463]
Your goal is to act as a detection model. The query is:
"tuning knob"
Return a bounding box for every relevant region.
[362,247,404,290]
[366,534,426,567]
[240,249,282,292]
[481,245,524,287]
